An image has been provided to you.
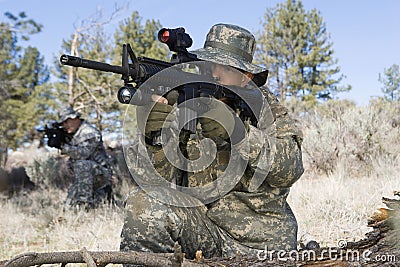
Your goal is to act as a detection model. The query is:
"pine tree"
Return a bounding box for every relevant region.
[256,0,350,104]
[378,64,400,101]
[0,12,49,166]
[114,11,168,61]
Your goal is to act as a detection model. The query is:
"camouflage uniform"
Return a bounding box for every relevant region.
[59,108,112,207]
[120,24,304,261]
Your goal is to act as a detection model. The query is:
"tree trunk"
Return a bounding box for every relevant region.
[67,32,79,107]
[0,145,8,168]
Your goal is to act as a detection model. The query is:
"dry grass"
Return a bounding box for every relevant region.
[288,156,400,247]
[0,189,125,266]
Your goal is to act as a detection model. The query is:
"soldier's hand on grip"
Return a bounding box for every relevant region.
[144,102,176,138]
[199,99,246,144]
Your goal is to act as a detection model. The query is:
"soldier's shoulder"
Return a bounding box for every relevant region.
[258,86,291,120]
[259,86,279,104]
[76,121,102,141]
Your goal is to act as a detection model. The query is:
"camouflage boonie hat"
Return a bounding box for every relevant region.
[191,23,268,86]
[58,107,81,123]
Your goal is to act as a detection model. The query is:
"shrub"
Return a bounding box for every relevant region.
[293,99,400,176]
[25,155,74,190]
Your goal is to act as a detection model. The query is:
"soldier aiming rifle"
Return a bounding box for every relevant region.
[38,122,69,149]
[59,24,304,261]
[39,107,113,209]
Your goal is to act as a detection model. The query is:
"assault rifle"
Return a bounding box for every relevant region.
[59,27,263,136]
[37,123,69,149]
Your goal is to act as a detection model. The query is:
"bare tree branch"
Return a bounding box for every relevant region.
[1,250,209,267]
[79,79,102,108]
[67,3,125,108]
[80,247,97,267]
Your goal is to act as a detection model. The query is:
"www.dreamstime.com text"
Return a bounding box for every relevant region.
[256,246,397,263]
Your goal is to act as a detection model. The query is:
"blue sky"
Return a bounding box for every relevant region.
[1,0,400,105]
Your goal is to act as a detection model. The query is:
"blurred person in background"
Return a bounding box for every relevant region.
[57,107,112,209]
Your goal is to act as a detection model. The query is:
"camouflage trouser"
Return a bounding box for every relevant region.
[66,160,112,207]
[120,187,294,266]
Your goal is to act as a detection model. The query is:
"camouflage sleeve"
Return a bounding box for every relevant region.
[62,138,98,160]
[145,143,178,183]
[264,103,304,188]
[141,127,188,184]
[234,90,304,188]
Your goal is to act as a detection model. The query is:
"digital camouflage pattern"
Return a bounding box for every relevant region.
[191,23,268,87]
[58,106,81,122]
[62,121,112,207]
[120,23,304,262]
[120,87,304,259]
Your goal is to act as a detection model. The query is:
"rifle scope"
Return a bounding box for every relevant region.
[157,27,193,52]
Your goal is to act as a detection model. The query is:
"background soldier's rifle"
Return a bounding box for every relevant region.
[37,123,69,149]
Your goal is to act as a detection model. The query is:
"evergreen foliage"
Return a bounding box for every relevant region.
[378,64,400,101]
[114,11,168,61]
[0,12,49,166]
[256,0,350,104]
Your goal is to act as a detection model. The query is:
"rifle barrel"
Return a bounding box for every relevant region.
[60,55,126,75]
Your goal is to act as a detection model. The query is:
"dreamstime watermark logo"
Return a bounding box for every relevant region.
[256,240,397,263]
[122,61,276,207]
[337,239,348,249]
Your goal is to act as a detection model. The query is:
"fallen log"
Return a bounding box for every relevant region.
[0,245,207,267]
